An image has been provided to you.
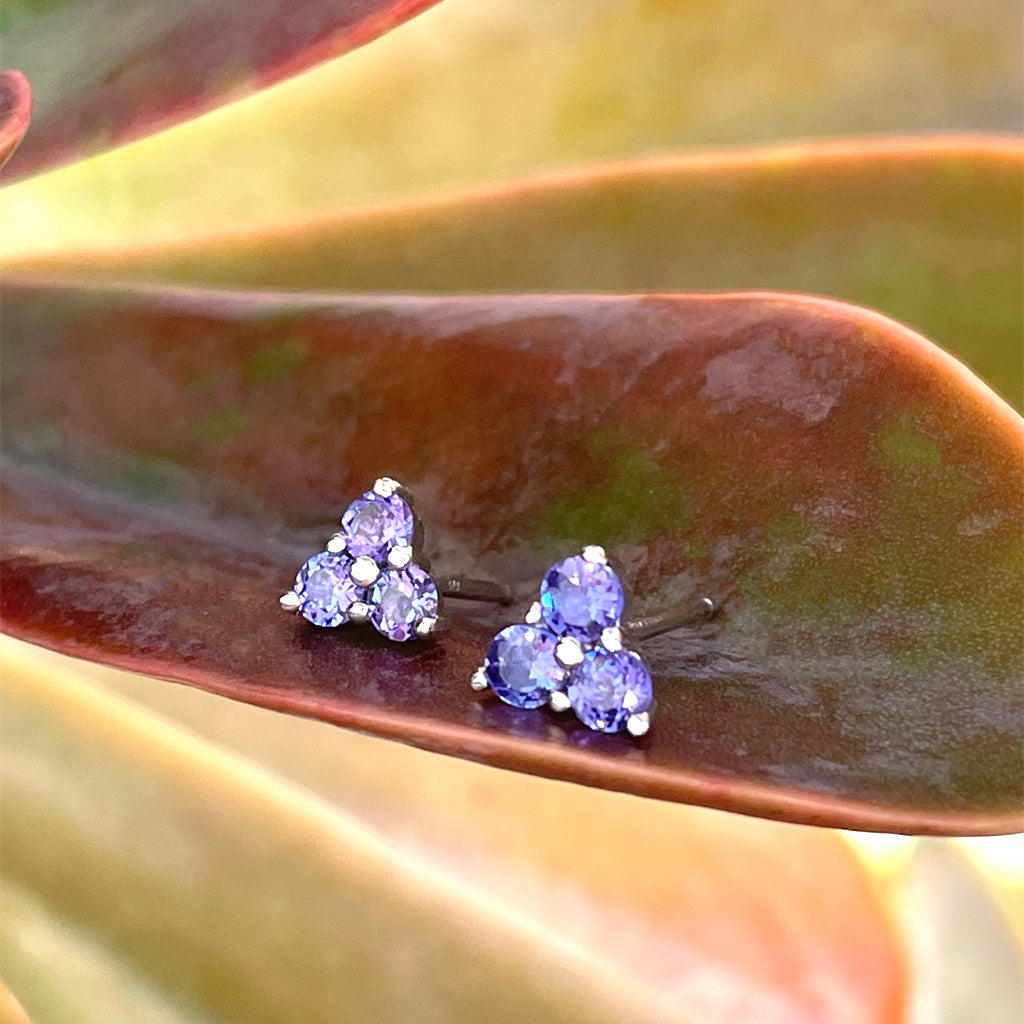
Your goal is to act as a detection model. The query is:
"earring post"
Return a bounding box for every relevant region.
[436,575,515,606]
[624,597,716,641]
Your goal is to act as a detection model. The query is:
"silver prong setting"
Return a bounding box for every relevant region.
[326,533,346,555]
[626,712,650,738]
[582,544,607,564]
[471,666,489,691]
[415,616,438,638]
[349,556,380,588]
[387,544,413,569]
[548,690,571,713]
[279,591,301,613]
[524,601,542,625]
[348,601,370,624]
[555,636,584,669]
[600,626,623,652]
[372,476,402,498]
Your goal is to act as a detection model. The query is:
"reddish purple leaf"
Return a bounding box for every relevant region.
[0,70,31,170]
[2,279,1021,834]
[1,0,439,179]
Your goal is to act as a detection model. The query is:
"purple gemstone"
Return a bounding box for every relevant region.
[340,489,415,561]
[484,623,567,709]
[539,555,624,640]
[368,565,439,642]
[568,648,652,733]
[294,552,362,627]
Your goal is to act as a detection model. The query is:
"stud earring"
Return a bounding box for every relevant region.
[280,477,510,641]
[471,545,715,735]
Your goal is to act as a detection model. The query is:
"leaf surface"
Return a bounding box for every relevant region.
[2,640,907,1024]
[0,70,31,169]
[0,0,439,177]
[12,139,1021,409]
[2,280,1021,834]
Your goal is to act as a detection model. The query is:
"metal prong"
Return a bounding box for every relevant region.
[279,591,301,613]
[471,666,489,691]
[373,477,402,498]
[415,616,438,638]
[555,636,584,669]
[348,601,370,624]
[600,626,622,652]
[582,545,607,564]
[349,556,380,588]
[525,601,542,625]
[388,545,413,569]
[326,533,346,555]
[626,712,650,738]
[549,690,571,713]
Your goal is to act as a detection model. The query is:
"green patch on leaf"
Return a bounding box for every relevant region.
[537,427,692,547]
[244,338,308,386]
[191,406,247,448]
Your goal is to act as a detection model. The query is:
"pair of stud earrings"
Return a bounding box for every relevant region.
[280,478,715,737]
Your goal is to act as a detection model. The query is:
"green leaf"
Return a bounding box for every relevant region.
[3,280,1021,834]
[1,641,908,1023]
[2,0,1019,240]
[0,0,441,178]
[12,139,1020,410]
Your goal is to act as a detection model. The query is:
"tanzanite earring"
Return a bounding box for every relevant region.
[471,545,715,735]
[280,477,510,641]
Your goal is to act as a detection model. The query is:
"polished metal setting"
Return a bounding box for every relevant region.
[626,712,651,738]
[387,544,414,569]
[554,636,584,669]
[349,556,381,588]
[347,600,371,624]
[281,476,512,641]
[472,544,719,737]
[548,690,572,713]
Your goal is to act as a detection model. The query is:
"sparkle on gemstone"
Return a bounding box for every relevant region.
[484,623,567,709]
[368,565,439,642]
[340,489,415,561]
[293,551,362,628]
[539,555,625,640]
[568,648,653,733]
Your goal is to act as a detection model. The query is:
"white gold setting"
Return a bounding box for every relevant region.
[524,601,542,625]
[279,591,301,613]
[471,666,489,691]
[349,556,381,588]
[387,544,413,569]
[326,533,346,555]
[582,544,607,564]
[626,712,650,738]
[415,616,438,638]
[548,690,571,713]
[555,636,584,669]
[348,601,370,623]
[372,476,402,498]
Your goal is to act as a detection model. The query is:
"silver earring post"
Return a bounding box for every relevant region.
[622,596,716,641]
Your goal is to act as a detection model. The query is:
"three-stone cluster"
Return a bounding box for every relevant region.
[473,546,654,736]
[280,478,439,642]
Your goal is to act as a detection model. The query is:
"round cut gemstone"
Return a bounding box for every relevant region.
[539,555,625,640]
[294,552,362,627]
[484,623,567,709]
[368,565,439,642]
[340,489,415,561]
[568,648,652,733]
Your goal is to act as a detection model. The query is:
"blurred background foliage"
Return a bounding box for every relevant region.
[1,0,1021,255]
